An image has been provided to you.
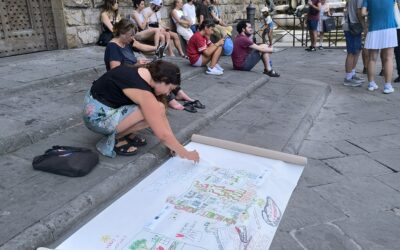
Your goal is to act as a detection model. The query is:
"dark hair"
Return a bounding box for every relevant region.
[173,0,180,8]
[132,0,144,9]
[102,0,118,12]
[145,60,181,86]
[237,20,250,33]
[113,18,135,37]
[199,19,215,30]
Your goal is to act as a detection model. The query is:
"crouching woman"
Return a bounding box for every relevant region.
[82,60,199,162]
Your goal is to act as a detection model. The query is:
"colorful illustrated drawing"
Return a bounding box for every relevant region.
[166,167,263,225]
[129,230,206,250]
[261,196,281,227]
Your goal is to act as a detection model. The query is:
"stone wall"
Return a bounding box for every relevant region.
[61,0,266,48]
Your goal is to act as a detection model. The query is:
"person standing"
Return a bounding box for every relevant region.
[231,20,280,77]
[362,0,398,94]
[317,0,330,49]
[342,0,365,87]
[305,0,321,51]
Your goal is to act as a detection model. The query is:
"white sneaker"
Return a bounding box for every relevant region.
[215,64,224,72]
[206,66,223,75]
[383,84,394,94]
[367,82,379,91]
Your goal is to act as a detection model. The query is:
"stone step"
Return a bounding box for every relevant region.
[0,57,206,155]
[0,66,270,249]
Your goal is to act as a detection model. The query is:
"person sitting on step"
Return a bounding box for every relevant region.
[97,0,122,46]
[187,20,225,75]
[131,0,167,57]
[231,20,280,77]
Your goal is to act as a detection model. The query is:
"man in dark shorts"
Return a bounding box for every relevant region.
[231,20,280,77]
[343,0,364,87]
[305,0,321,51]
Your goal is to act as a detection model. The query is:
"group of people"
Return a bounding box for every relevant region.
[83,0,281,162]
[306,0,399,95]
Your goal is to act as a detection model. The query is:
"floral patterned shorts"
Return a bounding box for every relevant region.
[82,90,138,158]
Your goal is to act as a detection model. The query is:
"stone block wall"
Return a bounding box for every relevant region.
[61,0,266,48]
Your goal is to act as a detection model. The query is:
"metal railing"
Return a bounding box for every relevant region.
[253,14,345,47]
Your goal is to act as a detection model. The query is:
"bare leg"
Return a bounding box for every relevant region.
[169,31,185,56]
[116,108,146,136]
[367,49,379,83]
[209,46,223,68]
[175,89,194,102]
[168,99,184,110]
[261,52,271,71]
[382,47,394,84]
[362,48,369,72]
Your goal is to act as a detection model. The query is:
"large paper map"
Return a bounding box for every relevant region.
[57,142,304,250]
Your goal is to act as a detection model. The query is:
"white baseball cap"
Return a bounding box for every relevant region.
[150,0,163,6]
[261,6,269,12]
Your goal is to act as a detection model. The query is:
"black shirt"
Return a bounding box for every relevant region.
[91,65,153,108]
[199,3,213,22]
[104,42,138,71]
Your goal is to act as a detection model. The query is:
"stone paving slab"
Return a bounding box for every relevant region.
[277,187,346,232]
[313,177,400,217]
[333,211,400,250]
[293,223,361,250]
[323,154,392,177]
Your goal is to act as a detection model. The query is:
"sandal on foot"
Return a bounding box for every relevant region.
[183,103,197,113]
[114,140,138,156]
[124,134,147,147]
[263,69,280,77]
[185,100,205,109]
[181,54,189,60]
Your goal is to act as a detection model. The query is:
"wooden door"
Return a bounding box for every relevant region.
[0,0,58,57]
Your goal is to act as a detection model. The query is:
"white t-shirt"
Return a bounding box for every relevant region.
[182,3,196,25]
[142,7,160,24]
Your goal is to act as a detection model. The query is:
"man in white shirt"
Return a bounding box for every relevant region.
[182,0,198,33]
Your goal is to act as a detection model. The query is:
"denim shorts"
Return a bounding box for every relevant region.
[344,31,362,54]
[307,19,319,31]
[82,90,138,157]
[242,50,261,71]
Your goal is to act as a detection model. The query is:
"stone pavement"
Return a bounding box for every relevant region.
[1,46,399,250]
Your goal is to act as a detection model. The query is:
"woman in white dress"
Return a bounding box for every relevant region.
[171,0,194,42]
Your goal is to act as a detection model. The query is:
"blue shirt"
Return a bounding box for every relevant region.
[104,42,137,71]
[362,0,396,32]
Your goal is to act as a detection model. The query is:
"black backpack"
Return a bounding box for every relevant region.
[32,146,99,177]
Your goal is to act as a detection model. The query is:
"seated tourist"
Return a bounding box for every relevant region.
[83,60,200,162]
[187,20,225,75]
[199,0,231,41]
[97,0,122,46]
[171,0,194,42]
[231,20,280,77]
[104,19,157,71]
[131,0,166,55]
[142,0,188,58]
[106,20,202,113]
[182,0,198,33]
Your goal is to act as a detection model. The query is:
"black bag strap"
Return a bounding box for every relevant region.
[45,146,91,155]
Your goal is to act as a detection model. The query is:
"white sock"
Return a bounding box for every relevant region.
[369,81,376,86]
[351,69,356,76]
[346,72,353,80]
[384,83,392,87]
